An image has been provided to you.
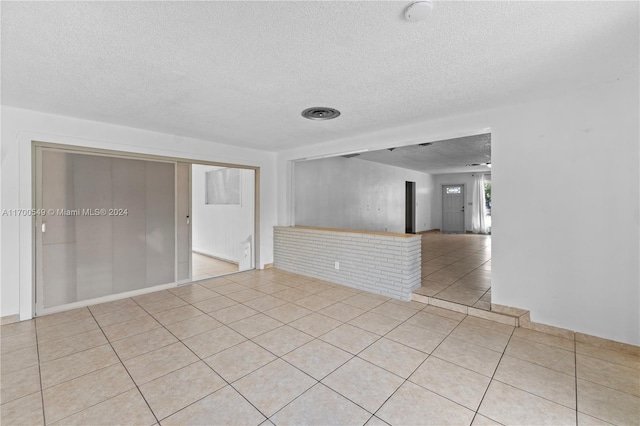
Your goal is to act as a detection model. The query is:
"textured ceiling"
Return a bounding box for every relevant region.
[356,133,491,175]
[2,1,638,151]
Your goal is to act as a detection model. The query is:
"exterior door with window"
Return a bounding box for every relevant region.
[442,185,465,233]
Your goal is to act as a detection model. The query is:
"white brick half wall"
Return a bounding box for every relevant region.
[274,226,422,301]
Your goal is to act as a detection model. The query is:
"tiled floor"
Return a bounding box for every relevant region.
[2,269,638,425]
[192,252,238,281]
[415,233,492,310]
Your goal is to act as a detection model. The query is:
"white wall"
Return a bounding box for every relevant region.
[430,172,480,232]
[277,76,640,345]
[294,157,435,233]
[191,165,255,263]
[0,106,277,320]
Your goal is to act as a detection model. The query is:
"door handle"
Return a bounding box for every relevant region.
[42,223,46,233]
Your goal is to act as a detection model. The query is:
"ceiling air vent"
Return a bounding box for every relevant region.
[301,107,341,120]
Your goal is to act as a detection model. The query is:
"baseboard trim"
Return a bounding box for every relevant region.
[192,250,239,266]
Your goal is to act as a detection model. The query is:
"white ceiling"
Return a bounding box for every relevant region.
[355,133,491,175]
[2,1,638,151]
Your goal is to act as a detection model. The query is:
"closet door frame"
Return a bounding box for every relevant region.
[32,142,260,317]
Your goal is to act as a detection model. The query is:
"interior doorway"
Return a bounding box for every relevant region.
[442,184,465,233]
[405,181,416,234]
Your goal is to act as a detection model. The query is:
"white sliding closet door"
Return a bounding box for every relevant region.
[35,148,177,314]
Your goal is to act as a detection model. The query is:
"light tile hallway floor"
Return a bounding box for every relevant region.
[2,269,638,425]
[416,233,492,310]
[192,252,238,281]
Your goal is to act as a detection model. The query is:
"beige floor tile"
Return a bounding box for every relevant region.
[132,290,176,305]
[577,354,640,396]
[295,295,337,311]
[164,314,222,340]
[177,288,219,304]
[505,336,575,376]
[88,298,138,317]
[228,313,283,339]
[124,342,198,385]
[576,342,639,371]
[42,364,134,424]
[494,355,576,409]
[35,308,92,330]
[205,340,277,382]
[289,313,343,337]
[1,345,39,374]
[227,289,266,303]
[320,324,379,355]
[101,315,162,342]
[449,321,511,352]
[0,320,36,339]
[514,327,575,352]
[348,311,401,336]
[263,303,312,323]
[36,317,98,344]
[479,381,576,426]
[342,293,389,310]
[370,301,420,322]
[577,379,639,425]
[315,287,359,302]
[169,283,208,296]
[192,295,238,313]
[38,329,107,363]
[137,295,188,314]
[577,411,615,425]
[161,385,265,426]
[273,288,313,302]
[405,311,460,335]
[462,316,513,335]
[152,305,202,326]
[471,414,504,425]
[410,356,490,411]
[271,383,371,426]
[364,415,391,425]
[282,339,353,380]
[243,295,288,312]
[40,344,119,389]
[359,338,428,378]
[111,327,178,360]
[385,323,447,354]
[234,359,316,417]
[0,392,44,426]
[198,276,235,290]
[213,282,250,295]
[1,332,37,355]
[209,304,259,324]
[1,365,41,404]
[251,283,291,295]
[432,337,502,377]
[319,302,366,322]
[182,325,247,358]
[322,357,403,413]
[140,361,226,420]
[93,305,149,327]
[422,305,467,321]
[50,388,156,426]
[377,381,475,426]
[253,325,313,356]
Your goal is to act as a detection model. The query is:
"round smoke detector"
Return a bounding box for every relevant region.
[404,1,433,22]
[301,107,341,121]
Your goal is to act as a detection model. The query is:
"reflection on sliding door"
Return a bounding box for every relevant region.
[35,149,176,314]
[191,165,255,280]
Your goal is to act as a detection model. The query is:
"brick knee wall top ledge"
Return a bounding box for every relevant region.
[274,226,422,301]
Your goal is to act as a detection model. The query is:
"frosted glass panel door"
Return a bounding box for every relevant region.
[36,149,176,313]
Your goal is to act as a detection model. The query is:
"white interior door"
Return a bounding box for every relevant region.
[442,184,465,233]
